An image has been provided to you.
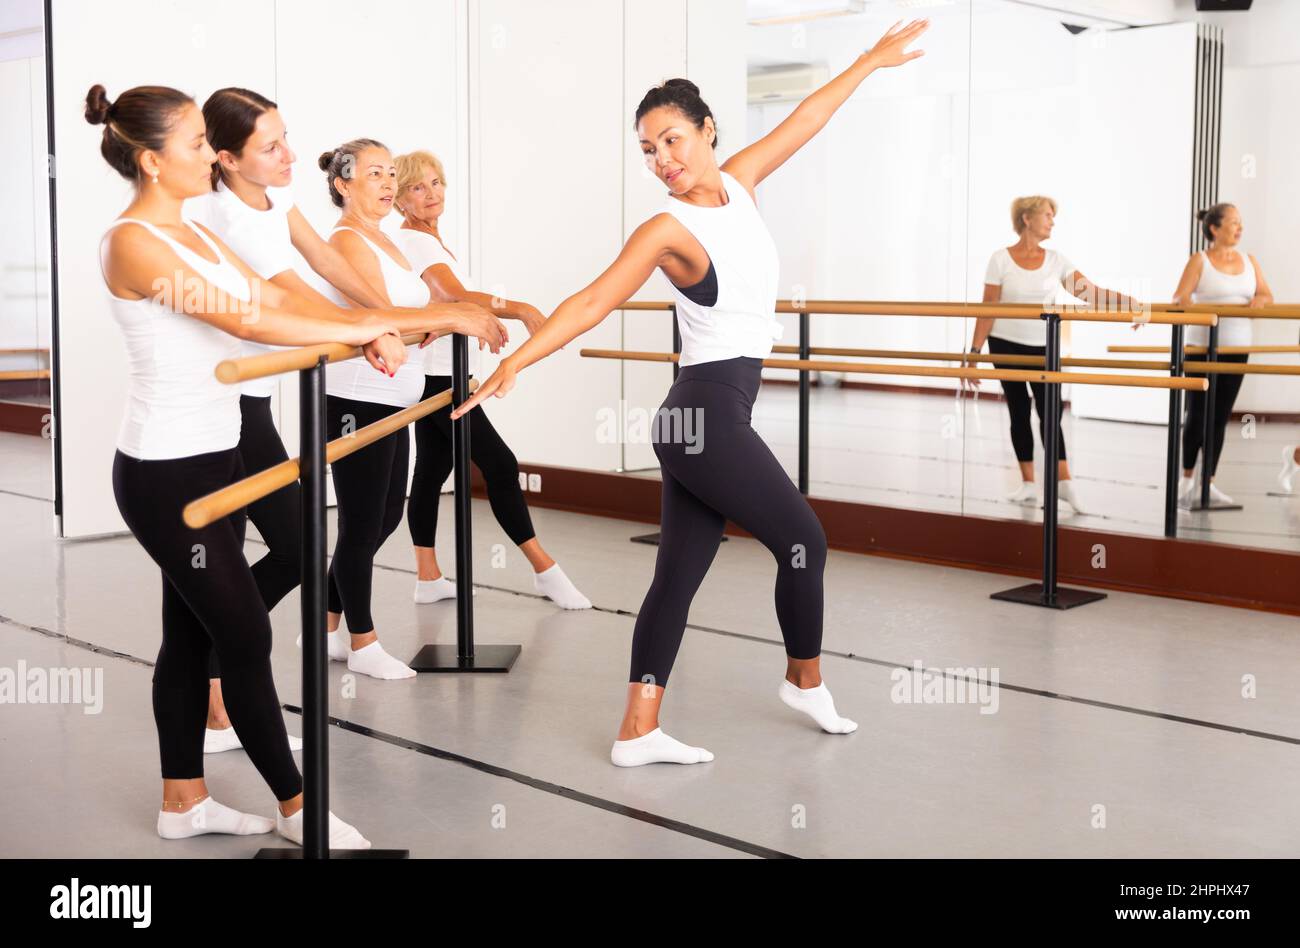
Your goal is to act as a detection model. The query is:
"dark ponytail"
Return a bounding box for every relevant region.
[635,78,717,149]
[318,138,387,208]
[202,87,277,190]
[84,83,194,183]
[1197,203,1234,244]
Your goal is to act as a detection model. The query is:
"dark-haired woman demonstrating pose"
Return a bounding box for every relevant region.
[455,20,930,765]
[85,83,464,846]
[192,88,505,746]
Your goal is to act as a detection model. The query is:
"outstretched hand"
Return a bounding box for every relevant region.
[449,359,518,420]
[864,18,928,70]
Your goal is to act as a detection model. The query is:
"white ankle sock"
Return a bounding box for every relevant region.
[204,726,303,754]
[610,727,713,767]
[534,563,591,609]
[296,630,348,662]
[156,796,274,839]
[347,640,416,680]
[414,577,477,603]
[275,808,370,849]
[779,680,857,734]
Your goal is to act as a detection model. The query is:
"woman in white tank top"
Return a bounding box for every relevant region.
[184,89,508,743]
[89,83,406,849]
[1171,203,1274,506]
[390,149,591,612]
[452,19,931,767]
[311,139,507,681]
[968,195,1140,515]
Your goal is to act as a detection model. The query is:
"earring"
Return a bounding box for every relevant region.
[151,173,159,185]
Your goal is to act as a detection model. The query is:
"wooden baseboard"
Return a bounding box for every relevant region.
[469,462,1300,616]
[0,402,49,436]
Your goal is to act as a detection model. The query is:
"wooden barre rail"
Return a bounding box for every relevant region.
[770,344,1169,371]
[0,347,49,356]
[1182,362,1300,376]
[621,300,1216,325]
[0,369,50,381]
[183,381,477,529]
[1110,344,1300,355]
[581,349,1207,391]
[214,332,430,384]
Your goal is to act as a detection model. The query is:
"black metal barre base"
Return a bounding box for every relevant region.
[408,644,522,673]
[990,583,1107,610]
[254,848,410,859]
[630,532,728,546]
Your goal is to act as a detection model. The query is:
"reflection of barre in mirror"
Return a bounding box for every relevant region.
[451,18,938,767]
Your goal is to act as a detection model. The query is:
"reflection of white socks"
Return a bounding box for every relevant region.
[296,630,348,662]
[205,726,303,754]
[156,796,274,839]
[414,577,476,603]
[534,563,591,610]
[611,728,713,767]
[276,808,370,849]
[779,680,857,734]
[347,641,416,680]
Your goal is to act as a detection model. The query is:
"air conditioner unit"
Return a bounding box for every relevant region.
[748,64,830,104]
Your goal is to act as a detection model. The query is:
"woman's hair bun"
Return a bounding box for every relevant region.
[317,150,336,172]
[84,84,112,126]
[663,78,701,96]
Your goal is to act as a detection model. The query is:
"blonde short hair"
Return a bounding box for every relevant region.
[394,150,447,217]
[1011,195,1057,235]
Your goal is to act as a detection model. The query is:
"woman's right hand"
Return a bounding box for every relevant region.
[361,332,407,376]
[455,305,510,354]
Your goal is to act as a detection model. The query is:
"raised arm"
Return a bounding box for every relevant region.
[449,214,679,419]
[723,19,927,192]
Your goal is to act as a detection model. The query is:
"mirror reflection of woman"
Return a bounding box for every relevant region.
[453,19,931,766]
[391,150,591,610]
[1170,203,1273,507]
[968,196,1138,515]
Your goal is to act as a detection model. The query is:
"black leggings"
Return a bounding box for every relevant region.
[407,374,535,548]
[630,357,826,688]
[208,396,303,679]
[987,336,1068,464]
[113,448,302,801]
[1183,353,1249,475]
[326,396,409,633]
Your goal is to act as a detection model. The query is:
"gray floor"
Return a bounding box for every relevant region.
[2,428,1299,857]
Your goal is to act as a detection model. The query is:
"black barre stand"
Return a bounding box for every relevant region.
[990,312,1106,610]
[631,305,727,547]
[256,356,407,858]
[409,334,521,672]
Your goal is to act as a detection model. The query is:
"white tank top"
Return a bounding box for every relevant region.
[393,228,480,378]
[1187,250,1257,348]
[323,226,429,408]
[656,170,783,366]
[101,218,250,460]
[187,179,296,398]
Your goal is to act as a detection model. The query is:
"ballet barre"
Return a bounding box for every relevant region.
[580,349,1206,391]
[1110,345,1300,354]
[184,326,512,860]
[0,369,50,381]
[583,345,1206,613]
[182,381,476,529]
[770,345,1171,372]
[214,332,431,384]
[622,301,1219,543]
